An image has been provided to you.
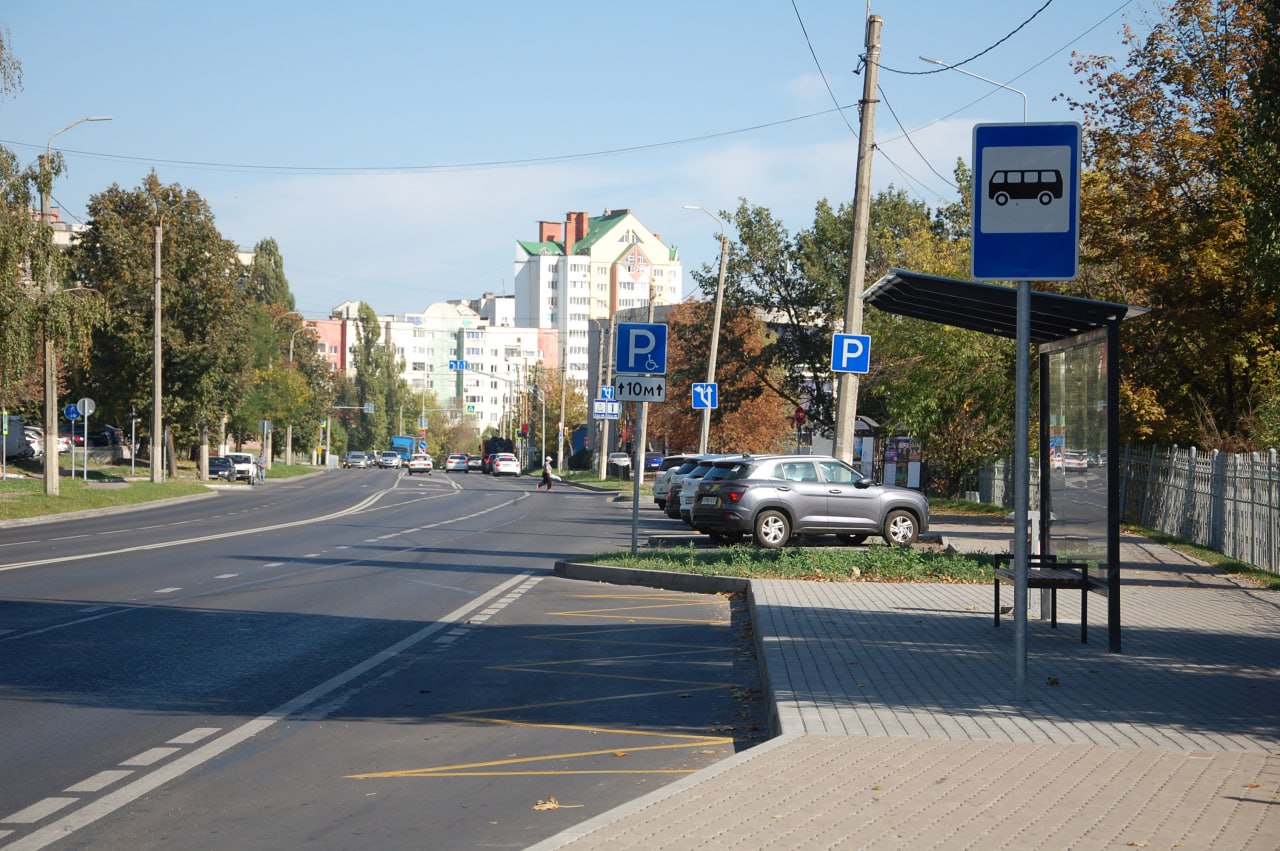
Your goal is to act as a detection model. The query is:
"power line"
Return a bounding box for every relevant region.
[0,103,861,177]
[877,85,957,190]
[789,0,858,137]
[877,0,1057,76]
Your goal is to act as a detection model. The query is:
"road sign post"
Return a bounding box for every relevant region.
[973,122,1082,703]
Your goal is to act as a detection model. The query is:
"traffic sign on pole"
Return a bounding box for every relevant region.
[692,383,718,410]
[831,334,872,374]
[614,323,668,375]
[64,404,80,421]
[972,122,1081,281]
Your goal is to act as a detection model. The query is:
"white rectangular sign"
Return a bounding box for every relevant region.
[593,399,621,420]
[613,375,666,402]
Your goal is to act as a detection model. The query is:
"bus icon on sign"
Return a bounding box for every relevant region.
[988,169,1063,207]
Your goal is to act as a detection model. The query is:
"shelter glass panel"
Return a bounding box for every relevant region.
[1045,333,1109,567]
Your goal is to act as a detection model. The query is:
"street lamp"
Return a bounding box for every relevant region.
[682,204,729,455]
[39,116,112,496]
[919,56,1027,122]
[285,322,312,466]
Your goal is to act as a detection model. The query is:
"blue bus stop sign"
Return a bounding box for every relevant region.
[972,122,1081,281]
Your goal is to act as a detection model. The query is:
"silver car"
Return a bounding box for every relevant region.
[689,454,929,548]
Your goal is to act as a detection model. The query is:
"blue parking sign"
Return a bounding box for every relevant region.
[831,334,871,374]
[614,323,668,375]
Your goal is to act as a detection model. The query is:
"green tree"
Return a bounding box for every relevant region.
[244,237,295,310]
[1067,0,1278,448]
[71,173,254,450]
[340,302,411,450]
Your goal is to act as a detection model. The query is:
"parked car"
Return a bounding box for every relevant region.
[607,452,631,470]
[490,452,520,476]
[671,458,729,522]
[653,454,699,510]
[1063,450,1090,472]
[466,454,482,471]
[690,454,929,548]
[87,424,124,446]
[406,453,433,474]
[57,424,86,447]
[207,456,235,481]
[377,451,402,469]
[444,453,469,472]
[343,451,370,469]
[643,451,663,472]
[22,427,43,459]
[224,452,257,482]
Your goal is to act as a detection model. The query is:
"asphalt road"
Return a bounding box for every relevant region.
[0,469,764,849]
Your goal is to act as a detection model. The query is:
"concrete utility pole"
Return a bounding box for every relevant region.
[833,14,881,465]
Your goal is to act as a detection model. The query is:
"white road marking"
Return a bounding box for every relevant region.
[167,728,220,745]
[120,747,179,767]
[2,798,76,824]
[76,606,108,613]
[153,588,181,595]
[64,771,132,793]
[5,572,535,851]
[263,562,283,567]
[214,573,238,579]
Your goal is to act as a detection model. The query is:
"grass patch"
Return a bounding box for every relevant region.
[928,497,1009,516]
[585,543,996,583]
[1121,523,1280,590]
[0,476,210,520]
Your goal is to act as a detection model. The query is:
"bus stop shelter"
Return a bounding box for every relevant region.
[863,268,1149,651]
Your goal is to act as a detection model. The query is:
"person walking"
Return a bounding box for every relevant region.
[537,455,553,491]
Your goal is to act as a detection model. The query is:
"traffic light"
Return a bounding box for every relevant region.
[519,423,528,437]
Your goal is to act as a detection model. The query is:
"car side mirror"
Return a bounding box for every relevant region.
[854,476,874,489]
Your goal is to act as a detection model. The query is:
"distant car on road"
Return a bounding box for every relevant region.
[466,454,482,471]
[378,451,402,469]
[343,451,370,469]
[491,452,520,476]
[224,452,257,482]
[1063,450,1090,472]
[406,453,433,474]
[444,453,469,472]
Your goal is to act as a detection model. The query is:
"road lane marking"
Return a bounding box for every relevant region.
[4,572,534,851]
[167,728,220,745]
[214,573,238,579]
[120,747,180,767]
[153,588,181,595]
[1,798,77,824]
[64,771,132,793]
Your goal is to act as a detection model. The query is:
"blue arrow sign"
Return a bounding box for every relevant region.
[692,382,718,410]
[599,385,615,401]
[614,322,668,375]
[972,122,1081,281]
[448,359,468,371]
[831,334,871,374]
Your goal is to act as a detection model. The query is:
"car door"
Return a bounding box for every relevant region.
[772,460,828,530]
[818,458,881,531]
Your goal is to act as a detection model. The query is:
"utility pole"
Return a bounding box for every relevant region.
[833,13,881,465]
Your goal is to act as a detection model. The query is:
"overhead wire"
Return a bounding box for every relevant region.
[876,0,1057,76]
[789,0,858,137]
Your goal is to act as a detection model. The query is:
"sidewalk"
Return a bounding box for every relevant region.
[536,516,1280,849]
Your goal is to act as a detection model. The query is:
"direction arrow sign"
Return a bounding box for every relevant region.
[64,404,80,421]
[692,382,718,410]
[614,323,668,375]
[972,122,1081,281]
[448,359,468,371]
[613,375,666,402]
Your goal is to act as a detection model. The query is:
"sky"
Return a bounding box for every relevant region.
[1,0,1145,320]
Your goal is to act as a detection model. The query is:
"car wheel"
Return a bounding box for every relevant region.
[656,499,665,510]
[753,510,791,549]
[882,510,919,546]
[837,534,868,546]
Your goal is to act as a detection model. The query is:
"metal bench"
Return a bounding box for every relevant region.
[993,554,1091,643]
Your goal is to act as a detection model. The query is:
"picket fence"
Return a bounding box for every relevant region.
[978,446,1280,575]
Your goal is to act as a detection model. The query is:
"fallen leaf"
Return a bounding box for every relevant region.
[1046,677,1060,686]
[1244,783,1260,788]
[613,751,628,758]
[1125,842,1148,848]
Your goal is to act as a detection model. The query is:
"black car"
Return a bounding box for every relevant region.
[208,456,235,481]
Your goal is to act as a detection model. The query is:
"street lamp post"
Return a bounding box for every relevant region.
[683,205,729,455]
[39,116,112,496]
[285,323,311,466]
[919,56,1028,122]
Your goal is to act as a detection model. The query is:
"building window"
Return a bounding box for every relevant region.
[411,362,426,372]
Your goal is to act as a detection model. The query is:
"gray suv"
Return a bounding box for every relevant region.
[689,454,929,548]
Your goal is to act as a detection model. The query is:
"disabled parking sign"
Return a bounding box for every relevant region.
[973,123,1081,281]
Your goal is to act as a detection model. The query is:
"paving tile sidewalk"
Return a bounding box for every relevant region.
[534,519,1280,850]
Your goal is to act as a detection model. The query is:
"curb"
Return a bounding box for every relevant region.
[0,489,219,529]
[552,559,748,595]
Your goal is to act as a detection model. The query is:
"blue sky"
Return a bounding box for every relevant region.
[1,1,1140,319]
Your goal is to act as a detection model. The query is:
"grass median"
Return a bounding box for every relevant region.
[584,543,998,583]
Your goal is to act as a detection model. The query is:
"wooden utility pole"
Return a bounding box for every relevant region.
[833,14,881,465]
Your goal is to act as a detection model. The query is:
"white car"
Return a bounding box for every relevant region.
[491,452,521,476]
[378,451,402,469]
[444,453,469,472]
[406,453,433,474]
[225,452,258,482]
[607,452,631,469]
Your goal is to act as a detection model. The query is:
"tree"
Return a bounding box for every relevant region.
[71,173,253,450]
[647,301,793,453]
[339,302,411,450]
[244,237,295,310]
[1067,0,1278,448]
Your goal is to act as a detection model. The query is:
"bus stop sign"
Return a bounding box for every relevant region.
[972,122,1081,281]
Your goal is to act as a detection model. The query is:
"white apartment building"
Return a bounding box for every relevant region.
[513,209,682,387]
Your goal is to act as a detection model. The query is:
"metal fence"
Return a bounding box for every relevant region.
[978,447,1280,575]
